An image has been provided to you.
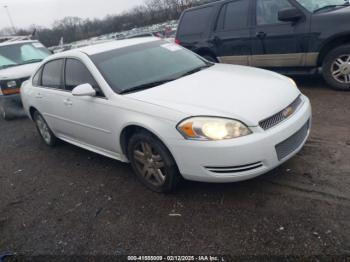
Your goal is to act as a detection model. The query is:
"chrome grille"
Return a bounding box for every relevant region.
[276,120,310,161]
[259,95,303,130]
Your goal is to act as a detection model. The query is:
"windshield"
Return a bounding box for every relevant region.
[91,40,209,94]
[0,42,51,70]
[296,0,349,12]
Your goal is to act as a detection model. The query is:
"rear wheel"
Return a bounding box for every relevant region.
[322,45,350,91]
[127,131,181,193]
[33,111,58,146]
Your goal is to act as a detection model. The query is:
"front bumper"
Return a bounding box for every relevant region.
[0,94,22,106]
[167,95,312,183]
[0,94,24,114]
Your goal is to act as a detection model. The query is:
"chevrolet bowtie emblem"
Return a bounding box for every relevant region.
[282,107,294,118]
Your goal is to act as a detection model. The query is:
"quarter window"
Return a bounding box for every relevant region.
[178,7,213,36]
[42,59,64,89]
[32,68,42,86]
[65,59,104,97]
[256,0,293,25]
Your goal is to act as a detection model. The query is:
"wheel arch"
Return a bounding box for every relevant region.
[119,124,176,162]
[318,34,350,66]
[29,106,39,120]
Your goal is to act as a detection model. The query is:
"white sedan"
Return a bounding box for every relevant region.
[21,38,312,192]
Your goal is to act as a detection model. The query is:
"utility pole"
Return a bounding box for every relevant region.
[3,5,16,34]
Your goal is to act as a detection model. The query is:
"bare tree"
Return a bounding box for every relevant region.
[1,0,202,47]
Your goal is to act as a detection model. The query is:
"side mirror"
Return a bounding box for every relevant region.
[72,83,96,97]
[278,7,303,22]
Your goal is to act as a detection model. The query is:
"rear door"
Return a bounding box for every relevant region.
[211,0,253,65]
[34,58,74,136]
[251,0,310,67]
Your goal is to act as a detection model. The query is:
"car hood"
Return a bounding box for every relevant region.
[0,63,39,80]
[126,64,301,126]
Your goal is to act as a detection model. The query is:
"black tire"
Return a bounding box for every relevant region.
[33,111,58,146]
[322,45,350,91]
[127,131,181,193]
[202,54,218,63]
[0,105,14,121]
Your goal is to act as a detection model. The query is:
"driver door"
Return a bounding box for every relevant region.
[251,0,310,67]
[63,58,118,153]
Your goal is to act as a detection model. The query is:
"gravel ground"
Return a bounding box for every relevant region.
[0,76,349,259]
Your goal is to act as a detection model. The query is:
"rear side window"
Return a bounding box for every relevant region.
[42,59,64,89]
[217,0,250,31]
[65,59,104,97]
[178,7,214,36]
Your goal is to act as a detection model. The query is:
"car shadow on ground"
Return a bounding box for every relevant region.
[51,136,293,199]
[291,74,332,91]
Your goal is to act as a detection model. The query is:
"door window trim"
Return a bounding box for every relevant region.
[63,57,106,99]
[39,58,66,91]
[215,0,252,32]
[32,66,43,87]
[254,0,304,27]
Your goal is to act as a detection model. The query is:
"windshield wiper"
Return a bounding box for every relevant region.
[20,59,43,65]
[179,64,213,78]
[120,79,176,94]
[120,64,213,94]
[314,3,349,13]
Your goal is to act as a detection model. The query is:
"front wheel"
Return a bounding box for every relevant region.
[33,111,58,146]
[322,45,350,91]
[127,131,181,193]
[0,105,13,121]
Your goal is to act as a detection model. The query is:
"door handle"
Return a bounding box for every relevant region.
[63,98,72,106]
[256,31,267,39]
[35,93,43,99]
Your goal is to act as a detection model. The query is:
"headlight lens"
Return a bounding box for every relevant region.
[177,117,252,141]
[7,80,17,88]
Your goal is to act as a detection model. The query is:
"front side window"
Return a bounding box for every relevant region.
[296,0,347,12]
[0,42,51,70]
[42,59,64,89]
[91,40,210,94]
[256,0,293,25]
[65,59,103,96]
[217,0,250,31]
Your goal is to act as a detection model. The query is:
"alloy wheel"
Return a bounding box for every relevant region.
[133,141,166,187]
[331,55,350,84]
[36,115,52,144]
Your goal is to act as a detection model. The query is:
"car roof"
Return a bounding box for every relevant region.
[0,40,38,47]
[182,0,221,12]
[51,37,159,59]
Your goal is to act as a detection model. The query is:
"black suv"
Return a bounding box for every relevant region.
[176,0,350,90]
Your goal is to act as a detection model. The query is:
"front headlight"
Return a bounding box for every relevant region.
[177,117,252,141]
[7,80,17,88]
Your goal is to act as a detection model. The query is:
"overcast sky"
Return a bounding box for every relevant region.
[0,0,145,30]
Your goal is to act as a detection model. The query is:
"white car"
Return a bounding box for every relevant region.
[21,38,312,192]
